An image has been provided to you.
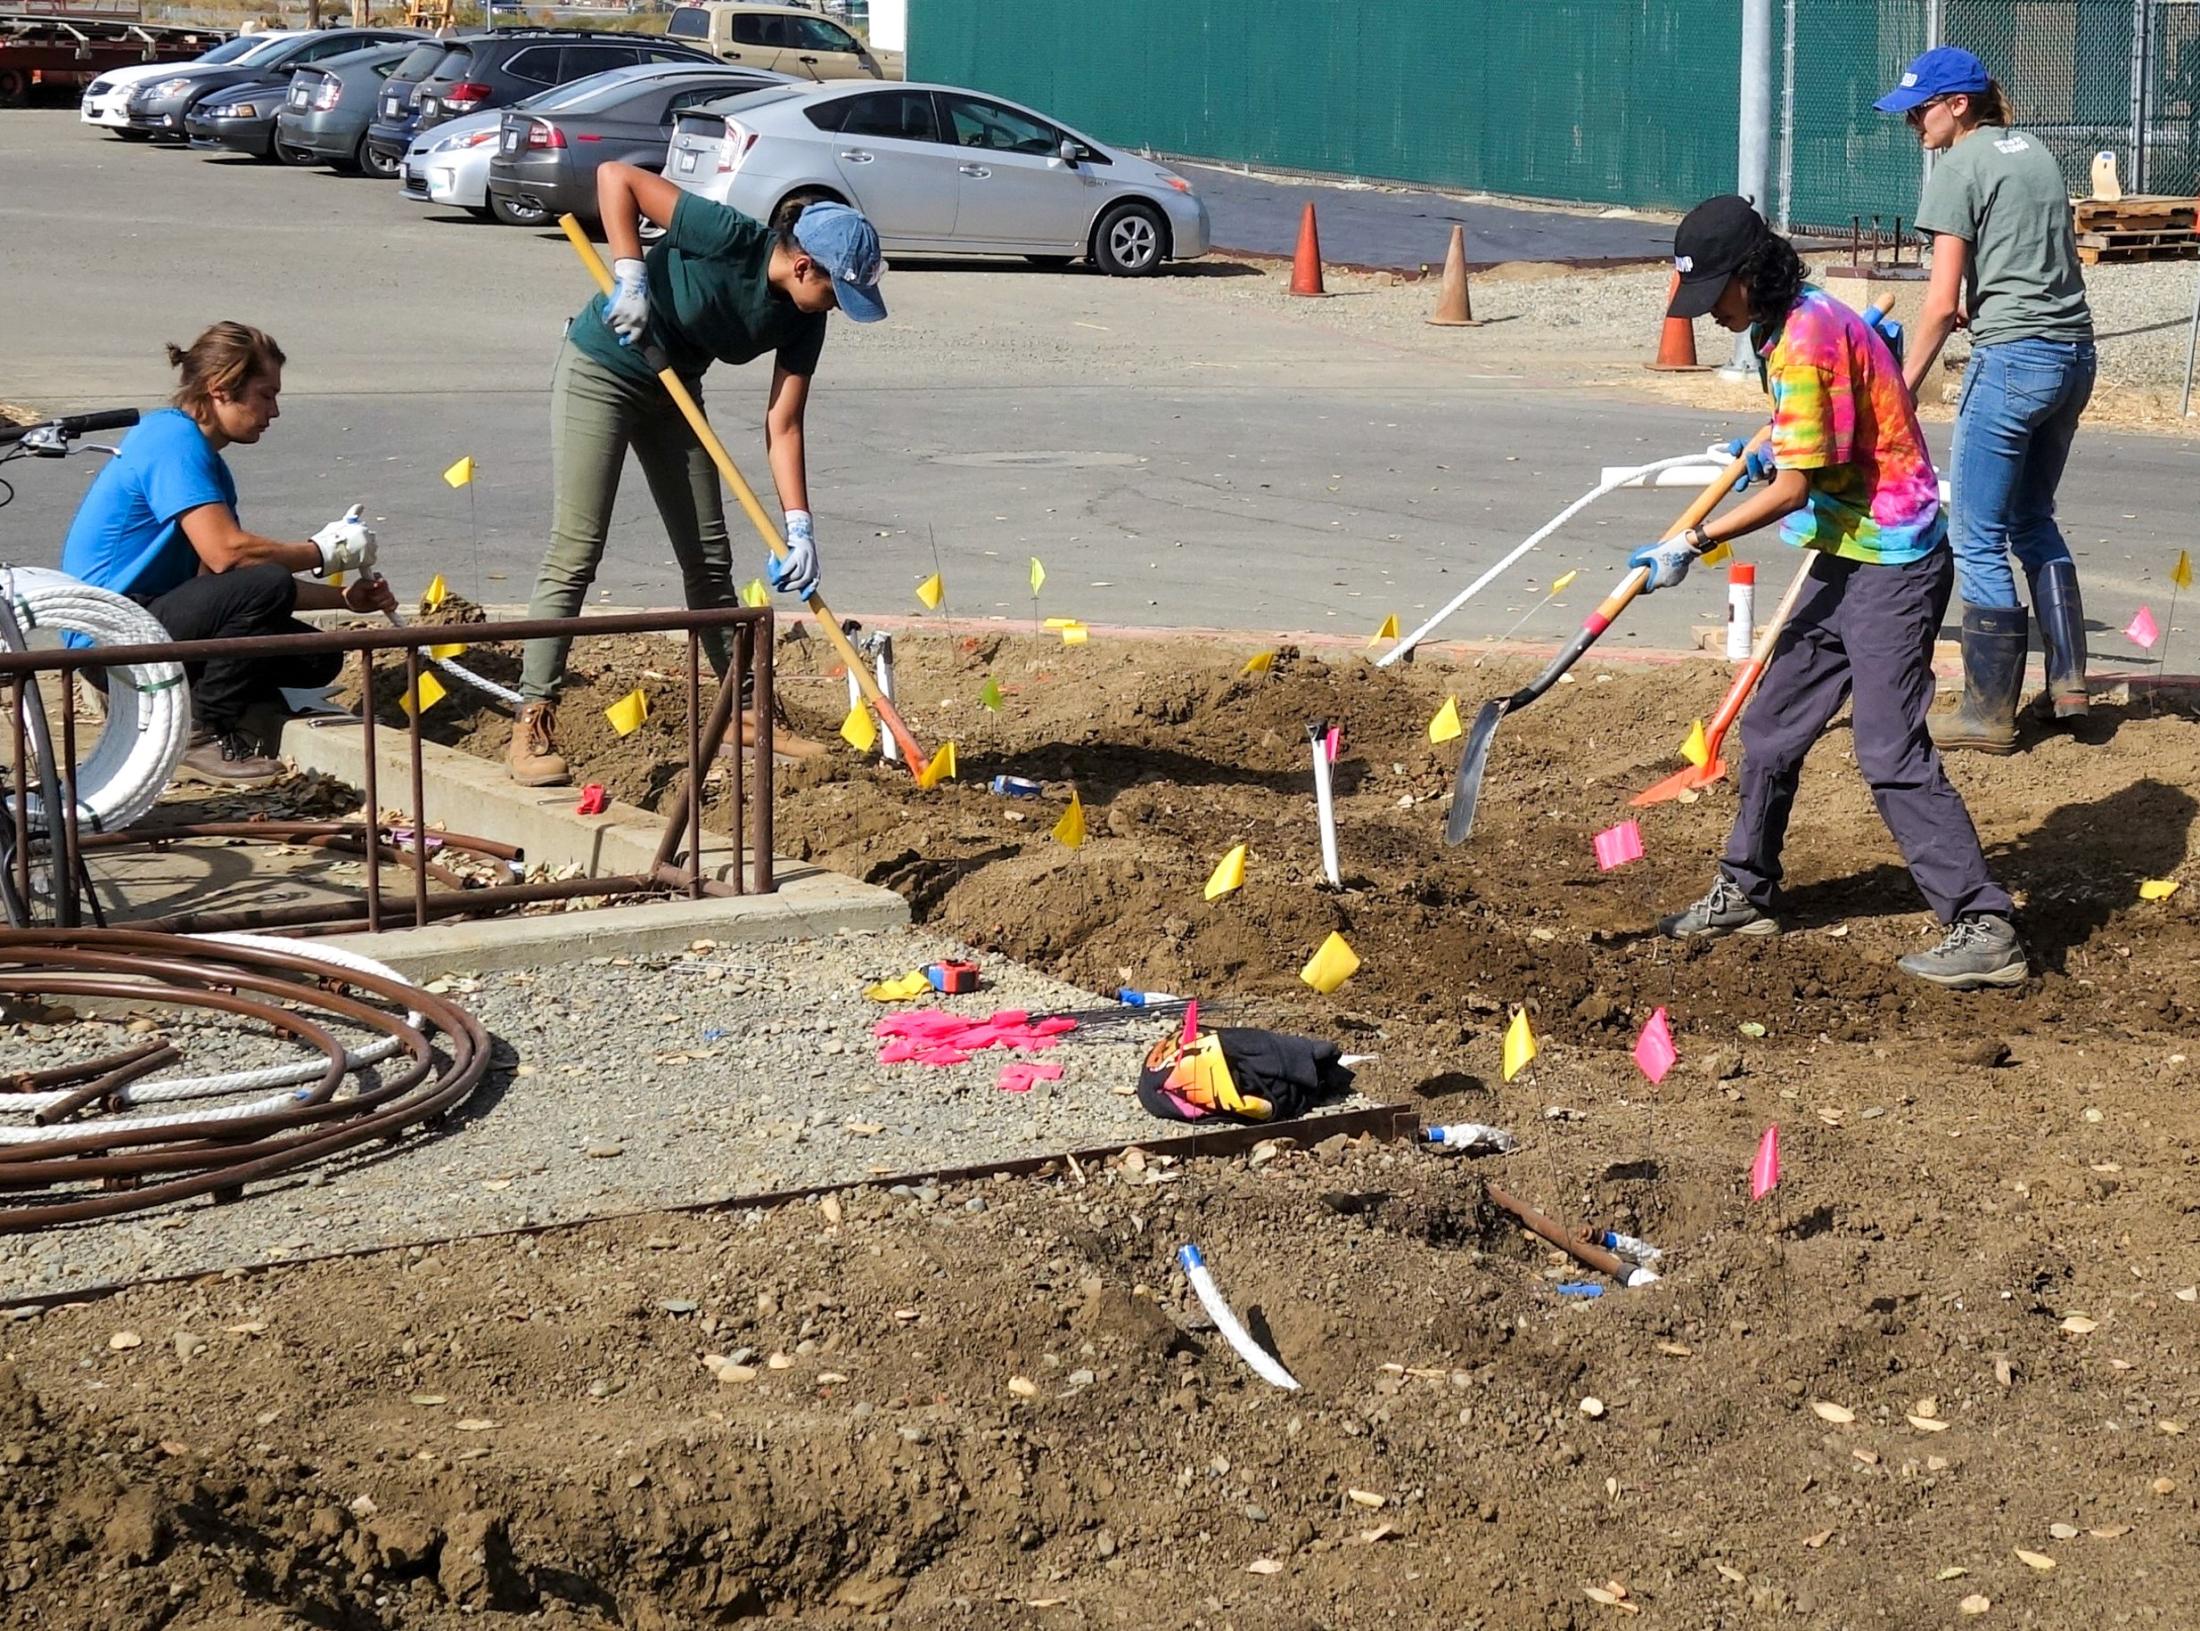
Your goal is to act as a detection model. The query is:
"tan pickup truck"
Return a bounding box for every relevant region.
[661,3,903,81]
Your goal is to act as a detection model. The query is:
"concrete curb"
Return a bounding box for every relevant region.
[277,715,907,963]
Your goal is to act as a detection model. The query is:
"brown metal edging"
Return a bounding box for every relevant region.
[0,1101,1421,1312]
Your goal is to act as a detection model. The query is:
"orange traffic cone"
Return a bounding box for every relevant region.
[1646,269,1708,370]
[1289,202,1326,297]
[1426,224,1481,326]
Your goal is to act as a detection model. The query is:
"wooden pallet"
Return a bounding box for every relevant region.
[2073,194,2196,238]
[2076,225,2200,265]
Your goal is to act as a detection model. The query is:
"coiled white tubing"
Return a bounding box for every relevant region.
[2,566,189,832]
[0,933,430,1140]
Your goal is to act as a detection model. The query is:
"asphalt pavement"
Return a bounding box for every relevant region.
[6,111,2195,660]
[1183,163,1679,270]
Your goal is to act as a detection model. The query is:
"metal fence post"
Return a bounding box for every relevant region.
[1724,0,1776,379]
[1777,0,1797,231]
[1923,0,1942,194]
[2130,0,2150,192]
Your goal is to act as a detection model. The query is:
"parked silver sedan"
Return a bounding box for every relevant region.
[664,81,1209,274]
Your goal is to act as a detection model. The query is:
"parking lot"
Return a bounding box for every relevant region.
[6,107,2197,652]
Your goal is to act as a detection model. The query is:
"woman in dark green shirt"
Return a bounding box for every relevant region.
[508,162,887,786]
[1878,46,2096,754]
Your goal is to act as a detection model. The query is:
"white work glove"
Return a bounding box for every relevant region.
[311,503,376,578]
[1626,535,1697,595]
[603,257,649,347]
[770,509,820,599]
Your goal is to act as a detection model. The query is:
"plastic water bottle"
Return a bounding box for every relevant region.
[1117,988,1183,1007]
[1423,1123,1517,1154]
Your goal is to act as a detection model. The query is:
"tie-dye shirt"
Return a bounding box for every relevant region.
[1753,286,1944,566]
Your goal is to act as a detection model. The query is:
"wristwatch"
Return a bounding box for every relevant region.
[1684,525,1713,554]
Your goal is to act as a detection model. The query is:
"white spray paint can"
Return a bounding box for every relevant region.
[1726,561,1756,662]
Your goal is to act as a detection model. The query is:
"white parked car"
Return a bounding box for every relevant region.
[665,81,1209,274]
[80,32,301,134]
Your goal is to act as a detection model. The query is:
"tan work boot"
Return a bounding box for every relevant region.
[176,729,284,786]
[507,701,571,787]
[735,706,826,761]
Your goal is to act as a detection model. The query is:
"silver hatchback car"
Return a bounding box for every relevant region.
[664,81,1209,274]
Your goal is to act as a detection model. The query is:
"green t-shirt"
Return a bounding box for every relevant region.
[1914,126,2092,348]
[569,193,828,384]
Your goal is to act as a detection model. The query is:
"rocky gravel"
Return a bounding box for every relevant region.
[0,929,1361,1298]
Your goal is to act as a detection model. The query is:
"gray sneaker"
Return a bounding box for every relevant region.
[1657,873,1779,939]
[1897,914,2027,990]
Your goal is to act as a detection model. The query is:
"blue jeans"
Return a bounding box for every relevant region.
[1947,337,2096,610]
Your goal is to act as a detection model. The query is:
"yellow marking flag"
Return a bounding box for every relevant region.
[1502,1007,1538,1082]
[398,672,447,719]
[1029,557,1046,596]
[1052,790,1086,848]
[741,578,770,608]
[1299,931,1361,995]
[1241,650,1276,676]
[916,572,944,609]
[423,573,448,609]
[1061,623,1089,646]
[428,642,465,661]
[916,740,958,789]
[864,970,932,1002]
[1680,718,1710,769]
[979,676,1003,711]
[1204,843,1247,901]
[442,456,474,489]
[2175,550,2194,591]
[1429,696,1462,744]
[604,689,649,737]
[1701,539,1733,568]
[1370,613,1399,645]
[1549,569,1579,595]
[2140,878,2181,901]
[840,704,878,754]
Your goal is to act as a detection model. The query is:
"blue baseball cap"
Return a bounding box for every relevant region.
[791,201,887,324]
[1874,46,1992,113]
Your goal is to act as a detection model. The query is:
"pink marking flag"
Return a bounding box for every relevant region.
[1593,819,1646,872]
[1324,725,1342,763]
[1632,1005,1678,1084]
[1180,999,1199,1045]
[1749,1124,1782,1201]
[2127,605,2161,649]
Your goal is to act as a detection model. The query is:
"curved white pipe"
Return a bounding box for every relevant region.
[2,566,189,832]
[1375,452,1719,669]
[1178,1243,1299,1391]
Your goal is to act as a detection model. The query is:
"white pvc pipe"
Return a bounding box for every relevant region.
[1308,726,1340,888]
[1376,452,1716,668]
[1177,1244,1299,1390]
[873,636,899,765]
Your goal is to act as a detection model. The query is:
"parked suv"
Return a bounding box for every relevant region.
[410,30,713,138]
[362,35,467,175]
[663,4,895,79]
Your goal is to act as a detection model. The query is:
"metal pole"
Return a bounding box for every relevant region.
[1776,0,1796,232]
[2129,0,2148,194]
[2180,262,2199,416]
[1723,0,1776,379]
[1923,0,1942,193]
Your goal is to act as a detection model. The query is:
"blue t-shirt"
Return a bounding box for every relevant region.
[59,408,237,599]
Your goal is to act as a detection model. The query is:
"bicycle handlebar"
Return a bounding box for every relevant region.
[0,409,140,449]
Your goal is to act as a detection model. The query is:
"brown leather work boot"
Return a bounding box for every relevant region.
[177,729,284,786]
[507,701,571,786]
[734,706,826,761]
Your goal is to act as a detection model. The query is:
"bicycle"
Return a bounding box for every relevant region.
[0,407,140,927]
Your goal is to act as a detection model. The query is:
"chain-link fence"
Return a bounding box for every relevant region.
[1780,0,2200,234]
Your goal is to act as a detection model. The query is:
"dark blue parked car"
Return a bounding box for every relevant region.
[363,35,471,174]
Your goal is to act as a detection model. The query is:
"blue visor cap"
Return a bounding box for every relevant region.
[791,201,888,323]
[1874,46,1992,113]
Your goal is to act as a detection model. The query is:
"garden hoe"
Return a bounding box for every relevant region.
[1629,553,1816,806]
[1443,430,1768,845]
[559,216,932,780]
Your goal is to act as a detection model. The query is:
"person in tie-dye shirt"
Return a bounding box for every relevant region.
[1627,196,2023,991]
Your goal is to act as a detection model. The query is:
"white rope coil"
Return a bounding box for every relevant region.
[0,934,426,1136]
[2,566,189,832]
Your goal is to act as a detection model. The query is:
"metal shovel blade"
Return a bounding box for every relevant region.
[1443,699,1506,845]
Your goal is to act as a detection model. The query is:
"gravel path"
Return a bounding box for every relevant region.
[0,930,1362,1298]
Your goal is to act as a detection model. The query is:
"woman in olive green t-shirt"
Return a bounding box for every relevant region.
[1879,46,2096,755]
[507,163,887,786]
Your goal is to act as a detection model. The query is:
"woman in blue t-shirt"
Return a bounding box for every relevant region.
[59,322,395,784]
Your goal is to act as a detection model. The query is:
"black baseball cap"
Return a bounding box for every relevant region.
[1667,195,1771,319]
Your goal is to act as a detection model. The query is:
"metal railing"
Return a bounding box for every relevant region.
[0,605,775,936]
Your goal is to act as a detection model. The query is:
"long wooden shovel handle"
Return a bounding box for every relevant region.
[1497,431,1769,715]
[1706,554,1817,743]
[558,216,931,779]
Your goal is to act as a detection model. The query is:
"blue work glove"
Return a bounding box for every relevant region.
[771,508,820,599]
[603,257,649,347]
[1863,304,1907,365]
[1723,435,1777,493]
[1627,536,1698,595]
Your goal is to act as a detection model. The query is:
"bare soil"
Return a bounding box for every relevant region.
[18,626,2192,1628]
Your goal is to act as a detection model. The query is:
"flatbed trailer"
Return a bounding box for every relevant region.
[0,2,229,103]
